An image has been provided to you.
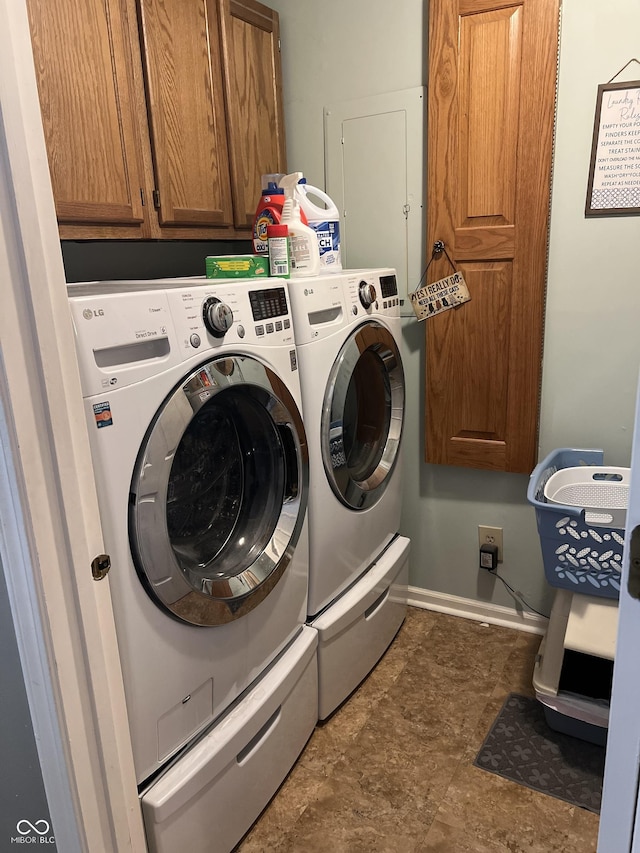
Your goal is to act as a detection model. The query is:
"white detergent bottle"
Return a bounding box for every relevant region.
[281,197,320,277]
[295,178,342,272]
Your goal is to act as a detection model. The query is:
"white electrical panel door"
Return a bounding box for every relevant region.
[342,111,407,276]
[324,87,425,315]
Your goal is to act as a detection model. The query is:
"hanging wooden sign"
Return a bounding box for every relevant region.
[409,270,471,321]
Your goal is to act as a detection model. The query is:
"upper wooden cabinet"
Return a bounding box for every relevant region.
[219,0,286,229]
[137,0,235,229]
[27,0,148,235]
[26,0,286,239]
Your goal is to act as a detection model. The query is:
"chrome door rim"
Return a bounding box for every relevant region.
[129,354,308,626]
[321,321,404,510]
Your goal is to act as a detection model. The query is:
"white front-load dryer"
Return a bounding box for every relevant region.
[68,277,317,853]
[288,268,409,718]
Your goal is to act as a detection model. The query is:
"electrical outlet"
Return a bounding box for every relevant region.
[478,526,503,562]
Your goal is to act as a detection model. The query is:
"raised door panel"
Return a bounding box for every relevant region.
[426,0,559,473]
[27,0,148,232]
[138,0,234,227]
[220,0,287,229]
[430,263,511,471]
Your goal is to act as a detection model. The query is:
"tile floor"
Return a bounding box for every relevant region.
[236,607,600,852]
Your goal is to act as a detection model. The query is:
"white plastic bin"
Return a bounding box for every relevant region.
[544,465,630,529]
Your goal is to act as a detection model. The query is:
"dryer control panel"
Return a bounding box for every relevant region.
[344,269,401,320]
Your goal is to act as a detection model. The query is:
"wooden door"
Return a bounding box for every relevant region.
[27,0,149,235]
[425,0,560,473]
[219,0,287,229]
[137,0,234,227]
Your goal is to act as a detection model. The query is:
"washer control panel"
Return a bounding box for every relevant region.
[249,286,288,322]
[68,277,294,395]
[169,283,293,353]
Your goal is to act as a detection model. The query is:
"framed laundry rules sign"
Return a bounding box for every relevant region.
[586,79,640,216]
[409,271,471,321]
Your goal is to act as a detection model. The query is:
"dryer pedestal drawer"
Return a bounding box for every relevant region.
[312,535,409,720]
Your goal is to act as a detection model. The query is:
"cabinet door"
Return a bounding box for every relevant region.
[137,0,234,227]
[219,0,287,229]
[27,0,148,232]
[425,0,559,473]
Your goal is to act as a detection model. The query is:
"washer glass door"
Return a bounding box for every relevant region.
[129,355,307,626]
[322,321,404,510]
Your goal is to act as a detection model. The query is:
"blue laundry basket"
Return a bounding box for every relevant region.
[527,448,627,600]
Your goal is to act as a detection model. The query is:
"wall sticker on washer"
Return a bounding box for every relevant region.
[93,401,113,428]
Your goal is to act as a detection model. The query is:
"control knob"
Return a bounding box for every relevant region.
[358,280,376,309]
[202,297,233,337]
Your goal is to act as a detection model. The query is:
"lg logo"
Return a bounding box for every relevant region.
[82,308,105,320]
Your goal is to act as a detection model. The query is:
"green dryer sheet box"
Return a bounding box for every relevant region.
[205,255,269,278]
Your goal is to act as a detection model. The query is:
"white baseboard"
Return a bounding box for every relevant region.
[407,586,548,635]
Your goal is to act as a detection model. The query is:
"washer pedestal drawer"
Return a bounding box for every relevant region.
[141,626,318,853]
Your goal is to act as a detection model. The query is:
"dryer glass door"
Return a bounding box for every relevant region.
[322,321,404,510]
[129,355,308,626]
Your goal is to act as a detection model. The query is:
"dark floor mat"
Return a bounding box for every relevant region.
[474,693,605,813]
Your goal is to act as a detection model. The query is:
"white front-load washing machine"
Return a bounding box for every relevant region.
[68,276,317,853]
[288,268,409,719]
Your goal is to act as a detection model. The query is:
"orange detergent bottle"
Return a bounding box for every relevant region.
[252,173,307,255]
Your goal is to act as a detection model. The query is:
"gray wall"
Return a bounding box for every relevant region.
[0,554,57,849]
[62,239,252,283]
[268,0,640,616]
[540,3,640,463]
